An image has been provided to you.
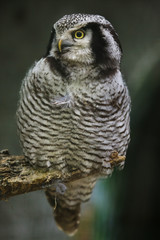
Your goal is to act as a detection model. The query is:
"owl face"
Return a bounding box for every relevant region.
[46,14,122,70]
[51,26,94,64]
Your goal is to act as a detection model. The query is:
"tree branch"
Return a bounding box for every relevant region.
[0,149,125,200]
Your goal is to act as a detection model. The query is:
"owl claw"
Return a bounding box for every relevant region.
[109,151,126,166]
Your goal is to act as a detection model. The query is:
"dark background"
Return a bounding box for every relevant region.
[0,0,160,239]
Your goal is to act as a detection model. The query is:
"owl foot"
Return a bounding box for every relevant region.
[109,151,125,167]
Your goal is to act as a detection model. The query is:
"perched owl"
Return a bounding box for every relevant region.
[16,14,130,235]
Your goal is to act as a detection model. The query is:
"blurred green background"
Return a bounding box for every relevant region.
[0,0,160,239]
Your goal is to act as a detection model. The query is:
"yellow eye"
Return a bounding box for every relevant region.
[74,30,85,39]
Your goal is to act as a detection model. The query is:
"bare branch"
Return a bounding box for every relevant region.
[0,149,125,200]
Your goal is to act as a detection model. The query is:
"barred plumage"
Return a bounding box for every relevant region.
[17,13,130,235]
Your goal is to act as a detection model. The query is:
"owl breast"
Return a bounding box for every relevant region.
[17,60,130,176]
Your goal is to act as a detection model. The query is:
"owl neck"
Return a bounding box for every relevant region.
[46,56,118,81]
[63,61,98,80]
[65,62,118,82]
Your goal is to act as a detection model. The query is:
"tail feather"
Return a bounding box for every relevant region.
[54,199,81,236]
[45,177,97,235]
[45,189,81,236]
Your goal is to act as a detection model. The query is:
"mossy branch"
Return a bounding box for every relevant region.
[0,149,125,200]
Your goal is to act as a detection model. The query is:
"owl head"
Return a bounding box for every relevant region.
[46,14,122,72]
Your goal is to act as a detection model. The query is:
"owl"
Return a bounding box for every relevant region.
[16,14,130,235]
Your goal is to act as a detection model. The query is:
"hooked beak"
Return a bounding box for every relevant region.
[58,39,62,52]
[58,39,73,53]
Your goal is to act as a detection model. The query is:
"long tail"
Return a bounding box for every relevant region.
[45,177,97,236]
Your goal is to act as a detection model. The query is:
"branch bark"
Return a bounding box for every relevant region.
[0,149,125,200]
[0,149,94,200]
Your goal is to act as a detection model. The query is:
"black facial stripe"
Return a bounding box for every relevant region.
[85,23,121,70]
[85,23,108,65]
[104,24,122,53]
[44,27,56,57]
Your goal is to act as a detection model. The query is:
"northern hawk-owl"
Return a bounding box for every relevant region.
[17,13,131,235]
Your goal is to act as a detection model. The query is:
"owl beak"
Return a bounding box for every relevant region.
[58,39,73,53]
[58,39,62,52]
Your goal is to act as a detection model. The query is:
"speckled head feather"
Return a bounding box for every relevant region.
[54,13,110,34]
